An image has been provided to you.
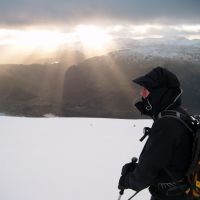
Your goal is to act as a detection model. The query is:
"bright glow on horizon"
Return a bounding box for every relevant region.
[0,29,73,49]
[75,25,113,51]
[0,25,115,61]
[1,24,200,47]
[0,23,200,64]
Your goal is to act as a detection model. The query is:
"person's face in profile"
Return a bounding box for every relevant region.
[140,87,150,98]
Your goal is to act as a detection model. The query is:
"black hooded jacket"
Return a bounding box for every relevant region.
[126,67,193,191]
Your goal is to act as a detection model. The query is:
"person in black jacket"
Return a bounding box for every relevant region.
[118,67,193,200]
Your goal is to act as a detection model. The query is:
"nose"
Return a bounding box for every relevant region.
[140,87,150,98]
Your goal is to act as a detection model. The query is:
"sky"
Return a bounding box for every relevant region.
[0,0,200,63]
[0,0,200,26]
[0,116,153,200]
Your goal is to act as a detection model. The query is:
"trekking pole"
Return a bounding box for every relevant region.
[117,189,124,200]
[118,190,139,200]
[127,191,139,200]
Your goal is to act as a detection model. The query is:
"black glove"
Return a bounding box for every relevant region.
[118,158,138,190]
[118,173,130,190]
[121,161,138,176]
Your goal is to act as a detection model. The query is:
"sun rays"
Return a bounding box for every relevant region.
[0,23,200,64]
[75,25,113,53]
[0,25,116,64]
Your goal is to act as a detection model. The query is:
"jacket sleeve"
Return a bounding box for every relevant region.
[127,118,179,191]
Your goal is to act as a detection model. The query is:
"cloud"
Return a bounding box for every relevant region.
[0,0,200,27]
[106,24,200,40]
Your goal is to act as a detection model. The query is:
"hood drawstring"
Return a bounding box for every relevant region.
[145,99,152,111]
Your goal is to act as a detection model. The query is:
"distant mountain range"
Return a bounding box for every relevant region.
[63,49,200,118]
[0,37,200,118]
[112,37,200,64]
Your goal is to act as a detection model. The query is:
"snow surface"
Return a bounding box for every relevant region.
[0,117,153,200]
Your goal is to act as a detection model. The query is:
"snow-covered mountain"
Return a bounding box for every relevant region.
[0,116,152,200]
[111,37,200,64]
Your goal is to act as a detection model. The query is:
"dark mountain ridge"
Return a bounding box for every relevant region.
[63,50,200,118]
[0,41,200,118]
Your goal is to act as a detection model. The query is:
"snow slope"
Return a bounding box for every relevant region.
[0,117,153,200]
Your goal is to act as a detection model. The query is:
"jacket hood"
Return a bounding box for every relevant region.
[133,67,180,92]
[133,67,182,117]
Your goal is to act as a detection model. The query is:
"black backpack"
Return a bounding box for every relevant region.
[157,110,200,199]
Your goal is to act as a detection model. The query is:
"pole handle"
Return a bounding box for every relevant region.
[119,189,124,195]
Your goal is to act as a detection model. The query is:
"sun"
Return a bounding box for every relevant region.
[75,25,113,51]
[0,25,115,63]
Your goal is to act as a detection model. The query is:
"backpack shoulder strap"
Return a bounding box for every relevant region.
[157,110,194,133]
